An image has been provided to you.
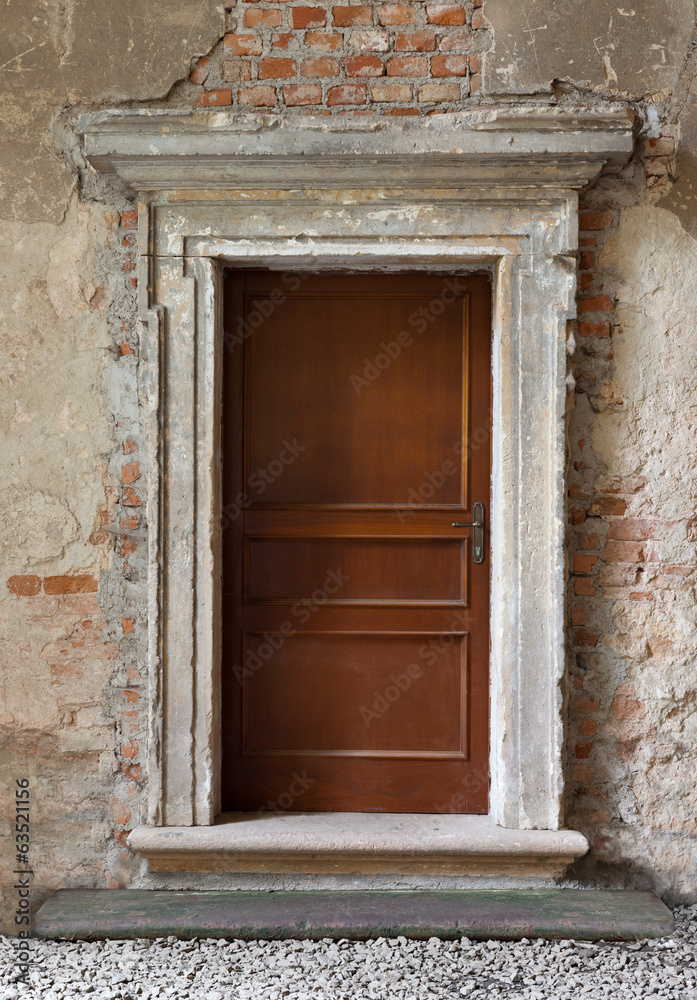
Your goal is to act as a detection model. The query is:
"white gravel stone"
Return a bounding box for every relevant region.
[1,905,695,1000]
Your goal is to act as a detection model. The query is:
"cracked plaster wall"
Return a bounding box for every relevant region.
[2,0,697,932]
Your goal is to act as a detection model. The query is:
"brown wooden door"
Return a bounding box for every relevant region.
[222,271,491,813]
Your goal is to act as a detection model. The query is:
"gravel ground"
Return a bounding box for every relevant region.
[2,905,696,1000]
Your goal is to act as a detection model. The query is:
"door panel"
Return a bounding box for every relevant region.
[245,290,466,505]
[246,538,464,604]
[222,271,491,813]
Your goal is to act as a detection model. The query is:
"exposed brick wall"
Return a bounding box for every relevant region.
[565,130,697,896]
[185,1,490,113]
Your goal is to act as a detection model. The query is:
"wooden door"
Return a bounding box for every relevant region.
[222,271,491,813]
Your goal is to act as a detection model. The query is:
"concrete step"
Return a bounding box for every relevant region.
[35,889,674,941]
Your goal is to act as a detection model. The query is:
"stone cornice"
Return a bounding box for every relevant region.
[79,106,634,195]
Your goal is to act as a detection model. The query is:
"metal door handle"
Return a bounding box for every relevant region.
[452,501,485,564]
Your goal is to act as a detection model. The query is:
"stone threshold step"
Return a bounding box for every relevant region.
[35,889,674,942]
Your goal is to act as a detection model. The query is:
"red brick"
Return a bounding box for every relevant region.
[386,55,428,76]
[302,56,340,75]
[577,320,610,338]
[371,82,412,101]
[574,577,596,596]
[432,54,468,75]
[327,83,367,104]
[224,33,263,54]
[574,696,599,713]
[121,763,141,780]
[573,763,593,782]
[569,507,586,525]
[284,83,323,104]
[608,519,652,541]
[44,575,98,595]
[292,6,326,27]
[573,554,597,574]
[124,439,138,454]
[122,461,140,485]
[575,629,599,647]
[7,575,41,596]
[239,85,278,106]
[245,7,282,24]
[194,89,233,107]
[121,739,139,759]
[190,57,211,84]
[582,532,600,550]
[579,273,595,292]
[575,742,593,759]
[579,250,595,270]
[345,54,385,76]
[630,591,653,601]
[259,57,296,77]
[378,3,417,24]
[384,107,421,115]
[395,30,436,51]
[124,689,138,703]
[305,30,343,50]
[578,719,596,738]
[569,483,588,500]
[589,496,627,516]
[349,28,389,50]
[122,487,142,507]
[223,59,252,81]
[120,210,138,229]
[577,295,615,313]
[121,617,135,635]
[426,3,466,24]
[272,32,295,48]
[603,540,645,563]
[571,607,584,626]
[469,52,482,73]
[120,342,133,355]
[438,31,474,51]
[579,210,613,231]
[332,5,372,26]
[418,81,460,101]
[113,829,132,848]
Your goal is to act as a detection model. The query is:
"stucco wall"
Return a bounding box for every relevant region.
[2,0,697,933]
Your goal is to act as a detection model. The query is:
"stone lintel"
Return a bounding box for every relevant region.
[79,107,634,194]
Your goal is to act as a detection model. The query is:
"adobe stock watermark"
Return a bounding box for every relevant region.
[395,416,492,524]
[257,770,316,816]
[359,612,468,728]
[233,566,350,684]
[224,271,311,353]
[349,276,470,395]
[10,778,43,984]
[221,438,306,529]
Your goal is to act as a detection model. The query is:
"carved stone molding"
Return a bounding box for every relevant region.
[80,108,633,858]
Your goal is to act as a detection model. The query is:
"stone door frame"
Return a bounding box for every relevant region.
[81,107,633,840]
